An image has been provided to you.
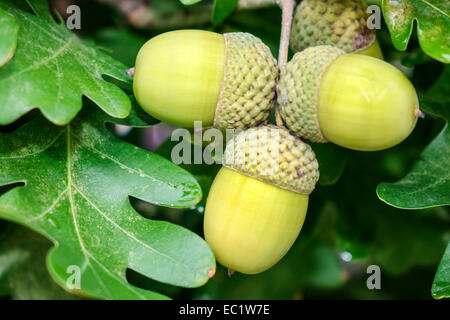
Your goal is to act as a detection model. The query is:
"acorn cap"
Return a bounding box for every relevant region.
[222,125,319,195]
[214,33,278,130]
[290,0,376,54]
[277,45,344,143]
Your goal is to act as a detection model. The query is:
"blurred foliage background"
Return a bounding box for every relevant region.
[0,0,448,300]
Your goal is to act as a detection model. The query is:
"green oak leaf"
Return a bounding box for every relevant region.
[155,137,221,209]
[377,66,449,209]
[0,103,215,300]
[212,0,239,25]
[0,7,18,67]
[432,241,450,299]
[382,0,450,63]
[0,223,78,300]
[0,0,132,126]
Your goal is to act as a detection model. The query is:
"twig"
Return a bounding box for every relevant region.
[275,0,296,127]
[277,0,295,68]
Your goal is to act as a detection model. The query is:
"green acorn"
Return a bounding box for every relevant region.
[277,46,420,151]
[204,125,319,274]
[290,0,383,59]
[133,30,278,130]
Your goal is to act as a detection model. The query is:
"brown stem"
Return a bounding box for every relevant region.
[275,0,296,127]
[277,0,296,68]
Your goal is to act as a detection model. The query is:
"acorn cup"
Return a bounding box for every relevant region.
[133,30,278,130]
[203,125,319,274]
[277,46,421,151]
[290,0,383,59]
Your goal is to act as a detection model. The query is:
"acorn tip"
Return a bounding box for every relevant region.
[207,268,216,279]
[415,108,425,119]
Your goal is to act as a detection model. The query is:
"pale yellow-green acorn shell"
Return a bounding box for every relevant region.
[133,30,278,130]
[204,126,319,274]
[277,46,420,151]
[290,0,383,59]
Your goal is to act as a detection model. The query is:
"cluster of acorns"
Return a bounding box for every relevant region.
[133,0,421,275]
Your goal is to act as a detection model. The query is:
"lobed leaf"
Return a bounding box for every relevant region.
[0,7,18,67]
[0,0,132,126]
[382,0,450,63]
[0,103,214,300]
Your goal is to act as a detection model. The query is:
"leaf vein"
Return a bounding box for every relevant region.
[0,35,75,83]
[27,188,68,222]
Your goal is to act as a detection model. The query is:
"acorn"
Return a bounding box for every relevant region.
[203,125,319,274]
[277,46,421,151]
[133,30,278,130]
[290,0,383,59]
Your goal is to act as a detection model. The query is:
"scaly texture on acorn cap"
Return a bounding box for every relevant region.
[214,33,278,131]
[222,125,319,195]
[290,0,376,53]
[277,45,344,143]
